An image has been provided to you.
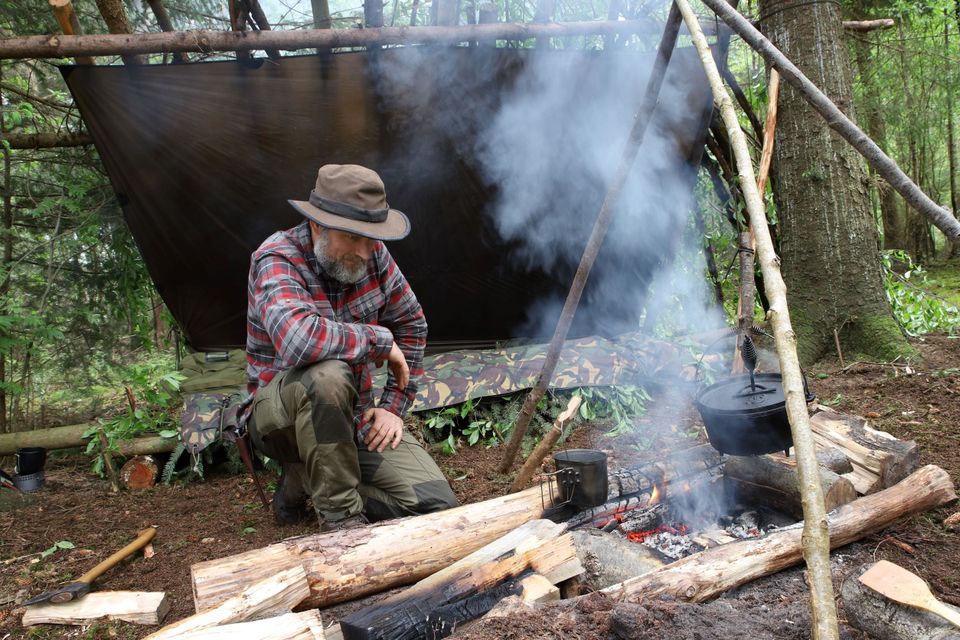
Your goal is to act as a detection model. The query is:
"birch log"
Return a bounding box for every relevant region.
[191,482,557,611]
[673,1,838,638]
[698,0,960,246]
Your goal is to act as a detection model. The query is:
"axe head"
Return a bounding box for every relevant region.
[23,581,90,607]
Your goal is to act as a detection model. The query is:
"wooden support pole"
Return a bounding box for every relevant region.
[245,0,281,58]
[93,0,145,65]
[509,396,581,492]
[0,20,722,59]
[476,3,498,46]
[731,69,778,373]
[698,0,960,246]
[497,3,685,474]
[675,1,837,637]
[144,0,189,63]
[48,0,95,64]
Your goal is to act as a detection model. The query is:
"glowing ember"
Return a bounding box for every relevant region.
[626,522,689,543]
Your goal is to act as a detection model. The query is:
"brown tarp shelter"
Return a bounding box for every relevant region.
[62,46,714,352]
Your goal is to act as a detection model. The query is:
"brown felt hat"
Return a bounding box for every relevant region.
[288,164,410,241]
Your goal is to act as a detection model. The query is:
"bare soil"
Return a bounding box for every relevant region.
[1,334,958,640]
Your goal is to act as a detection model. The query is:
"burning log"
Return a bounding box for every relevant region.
[191,482,558,612]
[339,519,582,639]
[724,453,857,519]
[600,465,956,604]
[841,562,960,640]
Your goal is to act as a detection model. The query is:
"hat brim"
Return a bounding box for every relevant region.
[288,199,410,241]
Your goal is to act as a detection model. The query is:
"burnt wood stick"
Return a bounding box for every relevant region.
[509,396,581,492]
[340,520,581,640]
[496,3,686,474]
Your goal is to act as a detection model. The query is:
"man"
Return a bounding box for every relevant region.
[246,164,458,530]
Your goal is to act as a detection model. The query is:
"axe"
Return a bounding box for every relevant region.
[24,527,156,606]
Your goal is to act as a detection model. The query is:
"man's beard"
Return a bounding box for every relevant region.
[314,231,368,284]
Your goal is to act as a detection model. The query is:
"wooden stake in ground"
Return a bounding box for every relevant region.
[673,1,838,638]
[509,396,581,492]
[697,0,960,246]
[497,2,685,474]
[97,429,122,493]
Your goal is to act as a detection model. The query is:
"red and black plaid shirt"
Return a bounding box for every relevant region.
[246,221,427,420]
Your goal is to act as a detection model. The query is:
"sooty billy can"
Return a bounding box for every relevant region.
[553,449,608,509]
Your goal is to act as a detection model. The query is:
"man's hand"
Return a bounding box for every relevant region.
[377,342,409,390]
[361,407,404,452]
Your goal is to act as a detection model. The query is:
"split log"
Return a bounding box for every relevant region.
[509,395,581,492]
[120,455,158,489]
[22,591,169,626]
[174,610,325,640]
[339,519,582,639]
[145,566,310,640]
[841,562,960,640]
[192,482,559,611]
[810,404,919,494]
[0,20,722,60]
[725,453,857,519]
[600,465,956,605]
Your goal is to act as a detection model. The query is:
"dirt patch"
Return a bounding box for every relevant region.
[0,335,957,639]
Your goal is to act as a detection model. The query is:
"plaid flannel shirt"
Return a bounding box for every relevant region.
[246,221,427,421]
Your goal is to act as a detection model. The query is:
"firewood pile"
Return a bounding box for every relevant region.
[20,406,958,639]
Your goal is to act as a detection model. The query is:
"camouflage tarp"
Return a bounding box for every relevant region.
[180,392,245,454]
[374,332,684,412]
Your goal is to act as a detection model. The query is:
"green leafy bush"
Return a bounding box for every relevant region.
[881,250,960,336]
[418,385,651,455]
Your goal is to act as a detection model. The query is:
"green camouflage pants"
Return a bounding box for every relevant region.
[248,360,458,522]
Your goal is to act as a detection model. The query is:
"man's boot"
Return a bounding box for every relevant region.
[320,512,369,532]
[273,462,310,525]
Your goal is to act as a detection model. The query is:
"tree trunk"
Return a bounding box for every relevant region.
[850,0,905,250]
[191,483,559,611]
[601,465,956,604]
[946,11,959,259]
[758,0,911,364]
[93,0,145,65]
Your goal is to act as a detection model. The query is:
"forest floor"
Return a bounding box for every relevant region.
[0,334,958,640]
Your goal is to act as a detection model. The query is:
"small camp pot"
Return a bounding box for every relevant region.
[13,471,45,493]
[15,447,46,476]
[694,373,815,456]
[553,449,608,509]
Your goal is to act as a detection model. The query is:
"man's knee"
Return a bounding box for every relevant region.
[297,360,357,410]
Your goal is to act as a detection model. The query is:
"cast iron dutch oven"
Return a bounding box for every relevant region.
[694,373,816,456]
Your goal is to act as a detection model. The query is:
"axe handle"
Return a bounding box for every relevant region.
[78,527,156,584]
